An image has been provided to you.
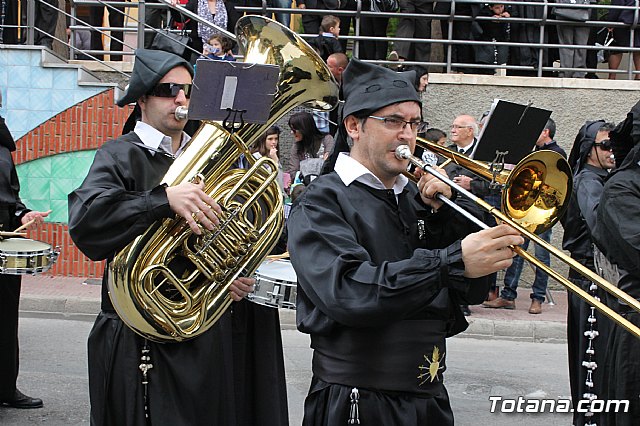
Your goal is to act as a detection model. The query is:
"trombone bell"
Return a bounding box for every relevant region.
[504,150,572,234]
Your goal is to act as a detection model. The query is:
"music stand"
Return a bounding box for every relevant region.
[187,59,280,130]
[474,99,552,166]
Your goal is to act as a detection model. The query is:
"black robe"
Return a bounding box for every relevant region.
[68,132,288,426]
[593,144,640,426]
[560,163,613,425]
[287,171,488,425]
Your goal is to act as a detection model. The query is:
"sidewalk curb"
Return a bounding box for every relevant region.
[464,317,567,343]
[19,295,567,342]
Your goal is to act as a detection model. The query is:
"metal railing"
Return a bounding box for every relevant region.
[0,0,638,79]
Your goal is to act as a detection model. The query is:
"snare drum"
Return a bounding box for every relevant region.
[248,259,297,309]
[0,238,60,275]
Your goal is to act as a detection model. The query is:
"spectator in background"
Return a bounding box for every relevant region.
[287,111,334,182]
[307,14,342,136]
[203,33,235,61]
[2,0,59,48]
[144,0,171,49]
[359,4,390,61]
[309,15,342,62]
[87,0,125,61]
[171,0,230,62]
[194,0,228,49]
[268,0,293,28]
[473,3,513,74]
[67,21,92,60]
[327,52,349,84]
[327,52,349,136]
[443,114,489,315]
[337,0,357,52]
[406,65,429,92]
[389,0,434,67]
[553,0,590,78]
[434,0,480,73]
[252,125,288,196]
[607,0,640,80]
[296,0,339,35]
[508,0,549,76]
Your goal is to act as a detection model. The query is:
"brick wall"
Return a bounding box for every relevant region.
[12,89,133,277]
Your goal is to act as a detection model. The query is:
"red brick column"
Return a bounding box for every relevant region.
[12,89,133,277]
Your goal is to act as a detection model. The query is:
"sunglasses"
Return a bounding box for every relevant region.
[594,139,613,151]
[147,83,192,99]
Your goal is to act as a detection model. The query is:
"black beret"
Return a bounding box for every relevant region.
[117,49,194,107]
[341,58,421,118]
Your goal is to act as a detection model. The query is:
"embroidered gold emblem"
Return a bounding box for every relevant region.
[418,346,445,386]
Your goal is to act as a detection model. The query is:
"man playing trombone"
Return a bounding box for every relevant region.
[287,58,523,425]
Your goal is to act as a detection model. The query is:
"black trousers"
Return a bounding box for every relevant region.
[0,274,21,400]
[1,0,57,46]
[87,0,125,61]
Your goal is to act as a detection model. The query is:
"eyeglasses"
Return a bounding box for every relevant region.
[450,124,473,130]
[368,116,429,133]
[147,83,192,99]
[594,139,613,151]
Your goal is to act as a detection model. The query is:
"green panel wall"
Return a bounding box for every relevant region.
[16,150,97,224]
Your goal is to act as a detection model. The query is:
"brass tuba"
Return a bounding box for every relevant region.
[108,16,339,343]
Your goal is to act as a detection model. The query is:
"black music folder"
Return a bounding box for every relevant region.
[188,59,279,124]
[474,99,552,165]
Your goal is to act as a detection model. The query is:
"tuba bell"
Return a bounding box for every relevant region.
[108,16,339,342]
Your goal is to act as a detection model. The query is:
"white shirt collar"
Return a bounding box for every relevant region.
[334,152,408,195]
[133,121,190,156]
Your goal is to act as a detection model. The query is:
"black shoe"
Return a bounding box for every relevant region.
[461,304,471,316]
[0,389,43,409]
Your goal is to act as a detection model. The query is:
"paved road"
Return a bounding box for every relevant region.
[0,315,573,425]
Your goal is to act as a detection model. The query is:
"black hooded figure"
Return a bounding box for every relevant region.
[561,118,615,425]
[592,100,640,426]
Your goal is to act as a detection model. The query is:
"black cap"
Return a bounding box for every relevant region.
[117,49,194,107]
[341,58,421,118]
[321,59,421,175]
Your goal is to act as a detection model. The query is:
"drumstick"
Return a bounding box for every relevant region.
[14,218,36,233]
[265,252,290,261]
[0,231,28,238]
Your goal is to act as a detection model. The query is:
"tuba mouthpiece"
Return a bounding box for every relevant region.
[175,106,189,121]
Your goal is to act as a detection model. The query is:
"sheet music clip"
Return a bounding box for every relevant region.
[222,108,247,133]
[187,59,280,125]
[488,151,508,189]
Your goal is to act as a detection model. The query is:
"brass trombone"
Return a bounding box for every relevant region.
[397,140,640,339]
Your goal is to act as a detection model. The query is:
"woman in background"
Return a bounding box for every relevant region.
[252,126,287,196]
[287,111,334,182]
